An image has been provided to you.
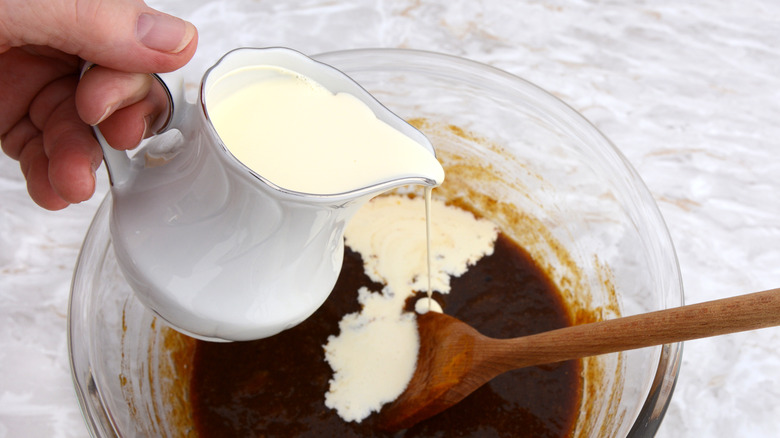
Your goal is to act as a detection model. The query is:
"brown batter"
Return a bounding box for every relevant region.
[189,233,580,437]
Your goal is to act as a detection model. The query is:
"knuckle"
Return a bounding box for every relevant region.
[1,117,40,160]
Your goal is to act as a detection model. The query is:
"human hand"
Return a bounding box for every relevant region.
[0,0,197,210]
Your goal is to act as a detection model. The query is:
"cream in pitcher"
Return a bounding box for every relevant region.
[207,65,443,194]
[93,48,443,342]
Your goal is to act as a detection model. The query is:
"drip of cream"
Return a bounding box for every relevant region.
[425,186,433,310]
[323,195,498,422]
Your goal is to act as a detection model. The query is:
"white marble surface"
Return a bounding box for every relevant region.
[2,1,779,436]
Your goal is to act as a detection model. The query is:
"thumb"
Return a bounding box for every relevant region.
[1,0,197,73]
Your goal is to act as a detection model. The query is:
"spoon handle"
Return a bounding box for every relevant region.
[493,288,780,369]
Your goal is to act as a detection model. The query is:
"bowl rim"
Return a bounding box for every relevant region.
[68,194,118,437]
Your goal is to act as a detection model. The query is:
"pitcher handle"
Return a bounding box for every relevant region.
[79,64,186,187]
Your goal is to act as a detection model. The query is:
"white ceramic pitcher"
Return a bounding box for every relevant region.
[93,48,440,342]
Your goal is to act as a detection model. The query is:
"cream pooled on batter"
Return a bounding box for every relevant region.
[323,195,498,422]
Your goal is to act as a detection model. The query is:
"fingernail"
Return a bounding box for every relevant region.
[142,115,152,138]
[92,103,118,126]
[136,13,196,54]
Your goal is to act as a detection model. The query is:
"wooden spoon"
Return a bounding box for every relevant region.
[378,287,780,431]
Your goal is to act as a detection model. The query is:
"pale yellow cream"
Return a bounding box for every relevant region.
[323,195,498,422]
[208,66,444,194]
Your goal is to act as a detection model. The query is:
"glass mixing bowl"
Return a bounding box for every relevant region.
[69,48,683,437]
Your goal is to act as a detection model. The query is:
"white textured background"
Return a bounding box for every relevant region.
[1,1,779,436]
